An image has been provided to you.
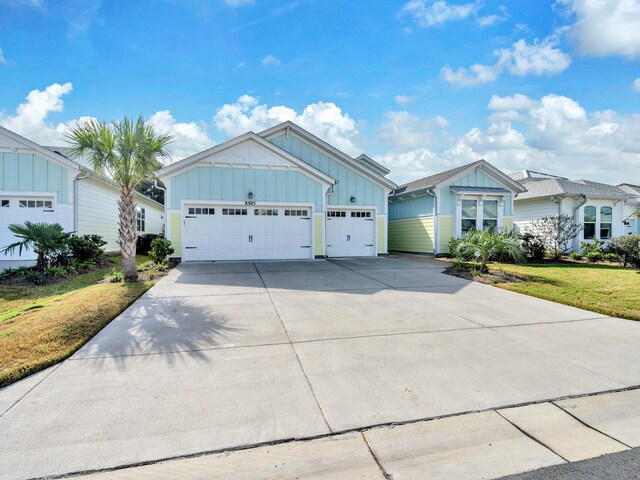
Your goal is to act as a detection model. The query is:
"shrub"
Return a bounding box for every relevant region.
[585,252,603,263]
[519,233,546,261]
[45,265,68,277]
[603,252,620,262]
[568,252,583,261]
[24,270,45,284]
[149,237,174,265]
[137,234,161,255]
[581,240,605,255]
[105,269,124,283]
[455,229,525,273]
[529,215,582,260]
[609,235,640,268]
[1,222,70,269]
[67,234,107,262]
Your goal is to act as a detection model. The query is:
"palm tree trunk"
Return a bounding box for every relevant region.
[118,187,138,282]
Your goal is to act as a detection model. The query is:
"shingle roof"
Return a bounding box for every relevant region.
[516,177,635,200]
[619,183,640,195]
[391,160,484,195]
[508,170,567,181]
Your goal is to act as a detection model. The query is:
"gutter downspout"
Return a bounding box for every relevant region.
[153,177,167,237]
[73,170,91,232]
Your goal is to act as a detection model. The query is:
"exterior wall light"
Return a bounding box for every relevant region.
[350,196,356,203]
[247,191,254,200]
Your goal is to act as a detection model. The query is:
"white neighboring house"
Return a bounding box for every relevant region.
[0,126,164,270]
[510,170,640,251]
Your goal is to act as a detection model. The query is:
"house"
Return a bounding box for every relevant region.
[387,160,526,256]
[510,170,640,251]
[155,121,396,261]
[0,126,164,269]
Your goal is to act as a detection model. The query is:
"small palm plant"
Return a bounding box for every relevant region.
[456,229,525,273]
[66,117,172,281]
[1,222,70,269]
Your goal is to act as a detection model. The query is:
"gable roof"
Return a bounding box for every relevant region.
[258,121,397,190]
[354,154,390,176]
[508,170,567,181]
[155,131,335,186]
[516,177,635,201]
[619,183,640,195]
[391,159,526,197]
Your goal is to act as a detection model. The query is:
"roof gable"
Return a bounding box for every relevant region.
[516,177,635,200]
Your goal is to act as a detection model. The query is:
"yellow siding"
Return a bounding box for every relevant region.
[439,216,455,254]
[503,216,513,232]
[377,216,386,254]
[314,214,323,257]
[388,217,434,253]
[170,212,182,254]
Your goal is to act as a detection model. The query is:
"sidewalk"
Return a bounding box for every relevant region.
[74,388,640,480]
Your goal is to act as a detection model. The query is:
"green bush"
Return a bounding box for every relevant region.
[609,235,640,268]
[149,237,174,265]
[136,234,161,255]
[519,233,546,261]
[67,234,107,262]
[581,240,605,255]
[24,270,45,284]
[45,265,68,277]
[105,269,124,283]
[603,252,620,262]
[568,252,583,261]
[455,229,525,273]
[585,251,603,263]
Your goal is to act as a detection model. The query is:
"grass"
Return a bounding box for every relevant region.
[490,262,640,321]
[0,255,152,388]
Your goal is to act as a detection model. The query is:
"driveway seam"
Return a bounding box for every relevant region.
[253,262,334,433]
[360,432,392,479]
[0,363,62,418]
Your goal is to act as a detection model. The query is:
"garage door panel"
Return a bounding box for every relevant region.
[326,209,375,258]
[0,197,58,260]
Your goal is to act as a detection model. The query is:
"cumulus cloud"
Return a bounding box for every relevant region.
[399,0,479,27]
[261,54,281,67]
[477,5,509,27]
[632,78,640,92]
[213,95,362,156]
[441,33,571,86]
[0,48,8,65]
[488,93,538,111]
[148,111,215,160]
[557,0,640,58]
[394,94,418,105]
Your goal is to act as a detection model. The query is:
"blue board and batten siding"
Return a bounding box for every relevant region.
[439,170,512,215]
[170,166,324,210]
[389,194,434,220]
[269,134,387,213]
[0,152,70,203]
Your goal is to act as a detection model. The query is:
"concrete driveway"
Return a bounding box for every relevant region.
[2,255,640,479]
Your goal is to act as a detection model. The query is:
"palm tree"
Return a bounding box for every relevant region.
[66,117,171,281]
[456,229,525,273]
[1,222,69,270]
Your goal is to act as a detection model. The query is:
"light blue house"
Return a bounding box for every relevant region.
[388,160,526,255]
[156,121,396,261]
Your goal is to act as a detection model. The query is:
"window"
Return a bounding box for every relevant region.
[1,200,8,208]
[461,200,477,234]
[600,206,612,239]
[285,209,309,216]
[18,199,52,208]
[188,207,215,215]
[136,207,146,232]
[327,211,346,218]
[254,209,278,216]
[351,211,372,218]
[482,200,498,231]
[584,206,596,240]
[222,208,247,216]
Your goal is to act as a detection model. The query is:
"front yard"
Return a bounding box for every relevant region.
[0,256,155,388]
[489,263,640,321]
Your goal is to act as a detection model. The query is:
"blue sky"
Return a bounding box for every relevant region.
[1,0,639,185]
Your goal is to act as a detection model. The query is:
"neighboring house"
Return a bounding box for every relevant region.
[510,170,640,251]
[155,121,396,261]
[388,160,526,255]
[0,126,164,269]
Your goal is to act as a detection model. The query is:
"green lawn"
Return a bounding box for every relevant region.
[0,255,152,388]
[491,262,640,321]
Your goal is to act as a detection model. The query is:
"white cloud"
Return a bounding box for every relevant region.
[213,95,362,156]
[477,5,509,27]
[147,111,215,160]
[380,111,448,152]
[488,93,538,111]
[441,33,571,87]
[557,0,640,58]
[224,0,254,7]
[399,0,479,27]
[0,48,7,65]
[261,54,281,67]
[394,94,419,105]
[632,78,640,92]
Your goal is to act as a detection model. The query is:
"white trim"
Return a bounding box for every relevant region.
[439,161,526,193]
[326,204,378,256]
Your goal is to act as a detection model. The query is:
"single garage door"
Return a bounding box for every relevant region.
[326,209,376,257]
[0,197,57,261]
[182,205,313,261]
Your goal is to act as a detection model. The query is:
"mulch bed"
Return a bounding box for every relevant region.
[443,266,529,285]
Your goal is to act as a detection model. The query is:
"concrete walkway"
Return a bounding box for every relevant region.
[1,256,640,479]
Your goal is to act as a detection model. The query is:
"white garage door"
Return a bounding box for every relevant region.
[0,197,57,261]
[326,209,376,257]
[182,205,313,261]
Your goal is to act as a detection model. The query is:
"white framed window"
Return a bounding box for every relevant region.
[18,199,53,208]
[222,208,247,216]
[600,206,612,239]
[327,211,347,218]
[483,200,498,231]
[1,200,9,208]
[188,207,215,215]
[461,200,477,234]
[285,209,309,216]
[254,208,278,216]
[350,211,372,218]
[583,206,596,240]
[136,207,146,232]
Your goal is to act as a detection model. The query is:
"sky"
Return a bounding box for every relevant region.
[0,0,639,186]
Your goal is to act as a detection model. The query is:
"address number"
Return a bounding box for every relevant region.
[245,201,256,206]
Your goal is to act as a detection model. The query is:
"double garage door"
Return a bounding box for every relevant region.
[182,204,376,261]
